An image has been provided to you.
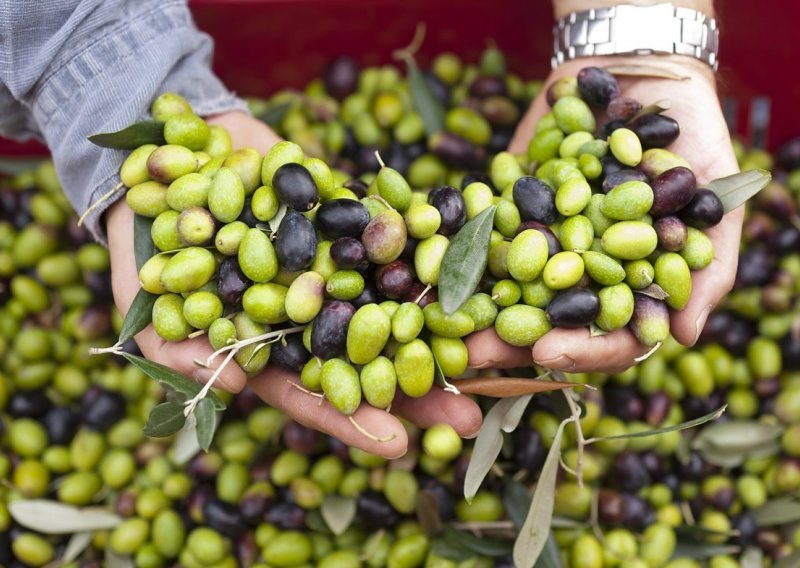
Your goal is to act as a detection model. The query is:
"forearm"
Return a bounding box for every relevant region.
[0,0,247,243]
[552,0,715,19]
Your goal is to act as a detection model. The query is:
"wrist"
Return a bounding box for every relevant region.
[549,54,717,88]
[553,1,714,20]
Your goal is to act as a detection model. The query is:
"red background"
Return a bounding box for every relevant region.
[2,0,796,155]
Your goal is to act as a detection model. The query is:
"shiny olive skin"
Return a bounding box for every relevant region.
[310,301,356,359]
[316,199,371,239]
[275,210,318,271]
[428,186,467,236]
[546,288,601,328]
[680,188,725,228]
[513,176,558,225]
[272,163,319,211]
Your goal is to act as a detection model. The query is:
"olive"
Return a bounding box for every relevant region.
[357,491,399,528]
[735,247,774,287]
[546,288,601,328]
[516,221,561,256]
[780,334,800,371]
[602,168,649,194]
[375,260,414,299]
[470,75,508,98]
[8,390,52,419]
[577,66,620,107]
[606,96,643,121]
[82,389,126,431]
[217,257,251,308]
[428,186,467,236]
[772,226,800,253]
[680,188,724,228]
[316,199,371,239]
[42,407,80,445]
[266,502,306,531]
[310,301,356,359]
[271,333,311,373]
[272,163,319,211]
[630,113,681,149]
[611,452,652,492]
[352,281,384,308]
[202,498,246,538]
[323,55,360,101]
[330,237,367,270]
[429,131,487,170]
[513,176,558,225]
[651,166,697,216]
[654,216,688,251]
[275,210,318,270]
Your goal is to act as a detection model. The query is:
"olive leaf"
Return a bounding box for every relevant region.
[751,498,800,527]
[637,283,670,301]
[171,415,202,465]
[320,495,356,536]
[464,394,534,502]
[454,376,576,398]
[534,534,564,568]
[118,288,156,344]
[672,541,740,560]
[63,532,94,564]
[268,203,288,235]
[143,401,186,437]
[259,102,293,128]
[133,213,155,272]
[605,64,689,81]
[706,169,771,214]
[106,547,135,568]
[586,405,726,443]
[394,40,445,136]
[513,417,571,568]
[431,538,473,562]
[195,397,217,452]
[627,99,672,123]
[433,354,461,394]
[442,527,513,558]
[9,500,122,534]
[417,490,443,537]
[439,206,496,315]
[691,418,781,455]
[88,120,165,149]
[504,479,532,529]
[119,353,225,410]
[740,547,764,568]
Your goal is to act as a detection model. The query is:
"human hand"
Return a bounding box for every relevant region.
[107,110,482,458]
[466,56,742,374]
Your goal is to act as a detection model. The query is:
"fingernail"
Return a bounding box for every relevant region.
[463,430,480,440]
[193,367,213,383]
[533,354,576,370]
[693,305,712,345]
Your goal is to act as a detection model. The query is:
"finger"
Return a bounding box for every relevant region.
[206,111,282,154]
[391,387,483,439]
[670,208,744,346]
[134,326,248,393]
[249,367,409,459]
[508,96,546,154]
[465,328,533,369]
[532,327,651,374]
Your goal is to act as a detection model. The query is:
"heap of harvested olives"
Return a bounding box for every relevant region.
[119,65,728,423]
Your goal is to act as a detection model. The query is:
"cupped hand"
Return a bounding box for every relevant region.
[107,110,481,458]
[467,56,742,374]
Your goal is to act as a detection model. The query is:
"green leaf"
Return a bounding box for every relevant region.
[259,102,293,128]
[320,495,356,536]
[119,353,225,410]
[706,169,771,214]
[416,490,443,537]
[626,98,672,123]
[587,405,726,443]
[442,527,513,557]
[464,394,533,501]
[751,498,800,527]
[171,417,201,465]
[9,500,121,534]
[431,538,473,562]
[692,418,783,467]
[133,213,155,272]
[63,531,93,563]
[400,55,444,136]
[439,206,496,314]
[504,480,532,529]
[534,534,564,568]
[88,120,165,149]
[672,541,740,560]
[143,401,186,437]
[195,398,217,452]
[513,417,570,568]
[118,288,156,344]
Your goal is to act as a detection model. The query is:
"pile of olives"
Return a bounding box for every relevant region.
[2,46,800,568]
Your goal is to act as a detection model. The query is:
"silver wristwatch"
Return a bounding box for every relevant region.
[551,3,719,71]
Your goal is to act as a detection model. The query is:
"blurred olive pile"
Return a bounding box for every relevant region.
[1,47,800,568]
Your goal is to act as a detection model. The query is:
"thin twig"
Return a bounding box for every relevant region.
[77,182,125,227]
[183,348,237,416]
[203,325,305,367]
[562,389,585,488]
[414,283,432,305]
[88,344,123,355]
[348,416,397,442]
[286,380,325,398]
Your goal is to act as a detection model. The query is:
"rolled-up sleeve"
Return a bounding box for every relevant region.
[0,0,247,242]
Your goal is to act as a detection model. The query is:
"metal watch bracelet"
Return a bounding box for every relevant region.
[551,3,719,71]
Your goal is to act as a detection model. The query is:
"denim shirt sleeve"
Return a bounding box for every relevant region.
[0,0,248,243]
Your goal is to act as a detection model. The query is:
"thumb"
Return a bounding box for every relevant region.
[508,93,551,154]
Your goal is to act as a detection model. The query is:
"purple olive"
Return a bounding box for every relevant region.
[650,166,696,215]
[428,186,467,236]
[630,114,680,149]
[606,96,642,121]
[577,66,620,108]
[323,55,360,101]
[654,216,688,251]
[512,176,557,225]
[375,260,414,299]
[679,188,724,228]
[545,288,601,328]
[602,168,649,194]
[310,301,356,359]
[330,237,367,269]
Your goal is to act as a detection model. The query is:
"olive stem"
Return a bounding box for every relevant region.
[77,181,125,227]
[203,325,306,367]
[680,500,696,525]
[188,330,205,339]
[183,348,237,417]
[286,380,325,399]
[391,23,426,61]
[374,151,386,169]
[348,416,397,443]
[562,388,585,489]
[413,283,432,305]
[88,344,123,355]
[589,489,605,543]
[451,520,515,531]
[634,342,662,363]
